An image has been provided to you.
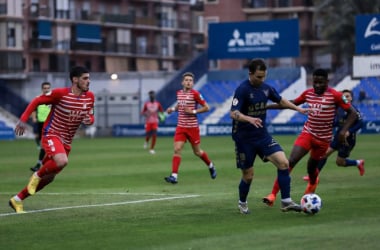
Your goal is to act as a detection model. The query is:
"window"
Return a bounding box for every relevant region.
[7,23,16,47]
[32,58,40,72]
[56,0,69,19]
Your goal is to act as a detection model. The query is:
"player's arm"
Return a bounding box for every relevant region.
[184,91,209,115]
[166,103,178,114]
[348,109,363,134]
[338,106,359,145]
[15,94,57,136]
[184,102,209,115]
[230,110,263,128]
[83,94,95,126]
[278,98,308,114]
[267,99,298,109]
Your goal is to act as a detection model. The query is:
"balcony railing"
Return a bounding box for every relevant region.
[27,39,191,58]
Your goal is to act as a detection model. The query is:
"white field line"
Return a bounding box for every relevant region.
[0,194,200,217]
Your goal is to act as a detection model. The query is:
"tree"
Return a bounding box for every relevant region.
[315,0,380,68]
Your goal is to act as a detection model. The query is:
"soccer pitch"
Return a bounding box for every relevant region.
[0,135,379,250]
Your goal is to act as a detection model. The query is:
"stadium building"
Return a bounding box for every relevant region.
[0,0,379,138]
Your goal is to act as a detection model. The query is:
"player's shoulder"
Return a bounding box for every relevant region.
[325,87,341,95]
[190,88,200,95]
[85,90,95,97]
[50,87,70,96]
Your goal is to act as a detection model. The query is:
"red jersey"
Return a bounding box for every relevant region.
[20,87,95,145]
[294,87,350,142]
[141,101,163,124]
[176,89,206,128]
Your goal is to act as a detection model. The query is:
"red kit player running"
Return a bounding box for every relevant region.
[262,69,358,206]
[141,90,164,154]
[164,72,216,184]
[9,66,95,213]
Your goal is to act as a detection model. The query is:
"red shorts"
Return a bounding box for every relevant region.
[174,127,200,145]
[41,136,71,162]
[294,132,329,160]
[145,122,158,132]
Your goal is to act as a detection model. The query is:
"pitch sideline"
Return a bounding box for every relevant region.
[0,193,200,217]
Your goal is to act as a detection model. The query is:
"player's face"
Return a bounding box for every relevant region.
[249,70,266,87]
[75,73,90,92]
[312,76,328,95]
[343,92,352,103]
[182,76,194,91]
[42,85,51,94]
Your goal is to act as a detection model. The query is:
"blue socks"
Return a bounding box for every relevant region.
[277,169,291,199]
[239,179,251,203]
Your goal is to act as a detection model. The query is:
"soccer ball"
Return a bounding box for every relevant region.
[300,193,322,215]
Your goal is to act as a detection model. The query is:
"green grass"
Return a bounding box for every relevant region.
[0,135,379,250]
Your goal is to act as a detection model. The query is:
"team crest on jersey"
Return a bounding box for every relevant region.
[250,93,254,99]
[263,89,269,97]
[232,98,239,106]
[83,103,87,109]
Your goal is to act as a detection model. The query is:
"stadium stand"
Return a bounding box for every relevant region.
[164,67,301,125]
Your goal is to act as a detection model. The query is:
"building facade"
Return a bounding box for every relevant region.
[1,0,334,75]
[0,0,204,74]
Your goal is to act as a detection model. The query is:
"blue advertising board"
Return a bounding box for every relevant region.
[355,14,380,54]
[208,19,299,59]
[112,121,380,137]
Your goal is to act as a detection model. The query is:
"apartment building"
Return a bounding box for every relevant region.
[0,0,332,76]
[0,0,204,74]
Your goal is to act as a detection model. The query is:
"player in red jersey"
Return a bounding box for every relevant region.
[9,66,95,213]
[164,72,216,184]
[141,90,164,154]
[262,69,359,206]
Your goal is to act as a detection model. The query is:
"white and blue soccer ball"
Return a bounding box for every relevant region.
[300,193,322,215]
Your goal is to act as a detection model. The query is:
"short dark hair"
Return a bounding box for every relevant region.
[182,72,194,80]
[342,89,353,99]
[41,82,51,88]
[70,66,89,82]
[248,58,267,74]
[313,68,328,79]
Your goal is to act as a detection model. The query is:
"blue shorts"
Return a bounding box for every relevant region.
[233,135,283,169]
[330,133,356,158]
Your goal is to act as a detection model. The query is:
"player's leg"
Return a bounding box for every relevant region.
[9,172,60,213]
[304,146,335,181]
[30,123,44,171]
[335,139,365,175]
[238,167,253,214]
[28,137,69,195]
[144,123,151,149]
[266,150,301,212]
[263,143,309,206]
[304,139,329,194]
[189,127,216,179]
[164,128,185,184]
[149,123,158,154]
[234,140,255,214]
